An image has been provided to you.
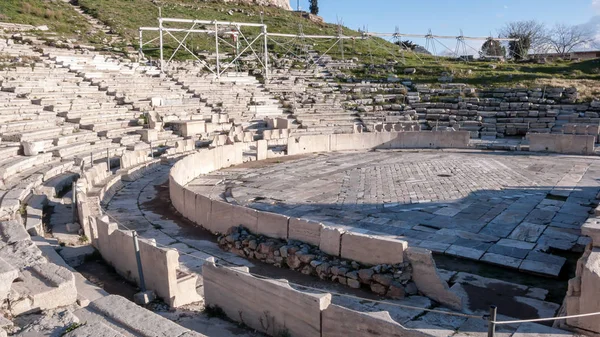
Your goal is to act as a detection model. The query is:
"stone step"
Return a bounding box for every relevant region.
[47,101,117,113]
[0,111,57,124]
[0,119,60,134]
[3,85,96,95]
[0,153,55,181]
[74,295,205,337]
[54,131,101,147]
[80,120,139,132]
[69,112,139,124]
[0,220,76,315]
[0,105,45,114]
[24,194,47,236]
[59,141,121,160]
[114,134,142,146]
[59,107,128,118]
[35,172,79,199]
[73,146,126,167]
[100,126,145,138]
[3,125,75,142]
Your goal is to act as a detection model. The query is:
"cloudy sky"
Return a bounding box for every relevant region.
[291,0,600,55]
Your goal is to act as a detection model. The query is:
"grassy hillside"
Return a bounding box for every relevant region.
[1,0,599,92]
[349,57,600,91]
[0,0,95,40]
[75,0,389,60]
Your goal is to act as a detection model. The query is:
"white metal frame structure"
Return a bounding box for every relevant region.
[139,16,520,78]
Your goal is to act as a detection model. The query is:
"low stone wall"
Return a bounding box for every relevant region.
[287,131,470,155]
[562,218,600,334]
[203,260,449,337]
[203,261,329,337]
[170,146,409,267]
[528,133,595,155]
[119,149,150,169]
[91,216,201,307]
[218,226,415,299]
[322,304,431,337]
[75,157,200,308]
[203,260,439,337]
[169,132,461,310]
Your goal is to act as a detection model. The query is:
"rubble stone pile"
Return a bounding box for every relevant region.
[218,225,415,298]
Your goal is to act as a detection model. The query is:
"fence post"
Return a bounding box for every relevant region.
[71,182,77,222]
[90,152,93,167]
[488,305,497,337]
[106,148,110,172]
[132,231,147,292]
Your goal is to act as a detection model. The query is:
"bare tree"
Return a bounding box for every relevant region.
[499,20,548,60]
[548,23,596,55]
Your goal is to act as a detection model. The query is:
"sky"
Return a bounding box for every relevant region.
[290,0,600,54]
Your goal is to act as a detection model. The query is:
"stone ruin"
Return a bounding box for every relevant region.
[0,22,598,337]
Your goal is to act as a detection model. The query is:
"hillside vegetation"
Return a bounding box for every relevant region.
[1,0,599,90]
[0,0,97,41]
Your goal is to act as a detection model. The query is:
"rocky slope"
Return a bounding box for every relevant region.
[221,0,291,10]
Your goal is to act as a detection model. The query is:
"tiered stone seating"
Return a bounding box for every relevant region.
[265,68,365,135]
[0,42,80,315]
[0,37,39,58]
[170,70,283,139]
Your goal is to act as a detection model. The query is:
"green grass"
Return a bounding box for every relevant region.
[346,56,600,90]
[75,0,400,62]
[2,0,599,92]
[0,0,95,40]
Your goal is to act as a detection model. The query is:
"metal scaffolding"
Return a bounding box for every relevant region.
[139,15,520,78]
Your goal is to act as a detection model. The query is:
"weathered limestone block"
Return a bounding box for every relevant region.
[566,248,600,332]
[287,135,331,155]
[405,247,462,310]
[80,295,203,336]
[203,261,330,337]
[10,263,77,315]
[25,195,47,236]
[62,321,123,337]
[528,133,594,155]
[322,304,430,337]
[182,188,198,221]
[0,257,18,300]
[319,226,343,257]
[208,200,234,234]
[0,220,30,244]
[256,211,288,239]
[137,129,158,142]
[231,204,258,234]
[340,232,407,266]
[193,194,212,229]
[257,140,268,161]
[288,218,323,246]
[582,218,600,247]
[21,140,51,156]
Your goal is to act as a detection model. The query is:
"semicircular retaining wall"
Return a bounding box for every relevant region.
[169,131,470,309]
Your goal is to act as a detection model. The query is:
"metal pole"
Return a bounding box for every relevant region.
[263,26,269,80]
[90,152,93,167]
[159,17,164,72]
[106,149,110,172]
[71,182,77,222]
[150,142,154,160]
[132,231,147,292]
[488,305,497,337]
[139,29,143,57]
[215,22,220,78]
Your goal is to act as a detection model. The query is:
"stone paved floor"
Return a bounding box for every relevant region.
[187,149,600,277]
[104,163,580,334]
